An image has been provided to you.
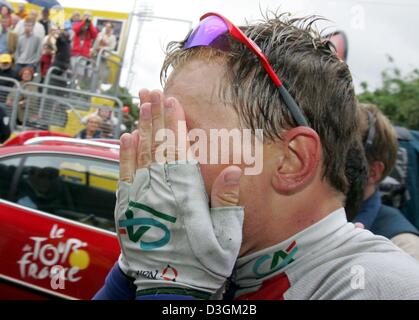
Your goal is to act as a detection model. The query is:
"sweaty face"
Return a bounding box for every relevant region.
[164,59,273,252]
[164,59,241,196]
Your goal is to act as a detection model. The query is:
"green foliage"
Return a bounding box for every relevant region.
[357,66,419,130]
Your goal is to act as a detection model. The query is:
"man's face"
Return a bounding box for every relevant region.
[21,69,33,82]
[24,23,33,35]
[164,59,240,194]
[0,62,11,70]
[72,13,80,21]
[87,118,100,132]
[164,59,271,248]
[105,23,112,34]
[30,10,37,20]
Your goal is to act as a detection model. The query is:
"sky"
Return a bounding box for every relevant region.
[54,0,419,96]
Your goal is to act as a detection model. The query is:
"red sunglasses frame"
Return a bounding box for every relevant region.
[199,12,309,127]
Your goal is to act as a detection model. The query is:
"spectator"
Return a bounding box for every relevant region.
[0,5,11,22]
[0,103,10,143]
[0,15,18,55]
[92,22,117,88]
[17,4,28,20]
[71,12,98,60]
[47,22,72,92]
[353,103,419,261]
[75,114,102,139]
[39,8,51,36]
[65,11,80,41]
[17,166,72,213]
[69,11,81,27]
[40,43,54,79]
[43,24,59,50]
[14,19,43,73]
[92,22,116,57]
[6,66,37,124]
[71,12,97,88]
[15,10,46,39]
[51,22,71,72]
[10,14,20,31]
[81,107,125,138]
[0,53,19,103]
[40,25,59,79]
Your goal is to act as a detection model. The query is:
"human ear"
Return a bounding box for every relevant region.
[367,161,385,186]
[271,127,321,195]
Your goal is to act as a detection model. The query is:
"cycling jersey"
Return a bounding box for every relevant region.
[232,208,419,299]
[94,208,419,300]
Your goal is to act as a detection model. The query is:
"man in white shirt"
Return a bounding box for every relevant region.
[14,10,45,40]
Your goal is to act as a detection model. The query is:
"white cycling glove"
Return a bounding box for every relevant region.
[114,160,244,299]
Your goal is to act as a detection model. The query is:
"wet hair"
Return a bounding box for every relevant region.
[161,12,358,194]
[344,136,369,220]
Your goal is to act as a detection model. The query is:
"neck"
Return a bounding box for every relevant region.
[232,207,348,297]
[239,181,343,257]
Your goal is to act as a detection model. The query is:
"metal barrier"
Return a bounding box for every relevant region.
[92,48,123,95]
[72,49,123,94]
[19,88,81,131]
[44,66,74,89]
[0,76,22,129]
[2,80,124,138]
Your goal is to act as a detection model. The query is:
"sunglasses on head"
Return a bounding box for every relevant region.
[183,12,309,127]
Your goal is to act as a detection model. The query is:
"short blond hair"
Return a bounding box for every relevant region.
[358,103,398,181]
[87,114,102,125]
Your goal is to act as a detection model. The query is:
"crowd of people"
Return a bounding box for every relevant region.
[0,4,120,142]
[0,4,118,79]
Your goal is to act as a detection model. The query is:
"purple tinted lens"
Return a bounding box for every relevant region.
[184,15,231,51]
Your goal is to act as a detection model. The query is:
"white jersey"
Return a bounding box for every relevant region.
[232,208,419,299]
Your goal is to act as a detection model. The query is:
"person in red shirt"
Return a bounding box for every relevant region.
[71,12,97,59]
[40,43,54,79]
[71,12,98,88]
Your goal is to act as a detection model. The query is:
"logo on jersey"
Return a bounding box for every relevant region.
[253,241,298,278]
[118,201,177,250]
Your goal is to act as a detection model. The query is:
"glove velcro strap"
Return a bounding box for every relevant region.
[136,287,211,300]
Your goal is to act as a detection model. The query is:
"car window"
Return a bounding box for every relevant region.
[0,156,23,200]
[14,154,118,232]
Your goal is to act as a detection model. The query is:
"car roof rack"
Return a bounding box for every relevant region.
[24,137,120,150]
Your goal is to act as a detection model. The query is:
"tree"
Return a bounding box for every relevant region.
[357,66,419,130]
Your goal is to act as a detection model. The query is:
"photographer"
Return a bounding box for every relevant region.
[71,12,97,84]
[71,12,97,60]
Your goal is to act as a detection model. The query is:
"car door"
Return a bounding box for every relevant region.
[0,153,120,300]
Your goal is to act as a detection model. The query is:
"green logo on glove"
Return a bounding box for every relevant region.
[118,201,177,250]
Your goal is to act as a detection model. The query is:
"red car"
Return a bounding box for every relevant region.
[0,131,121,300]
